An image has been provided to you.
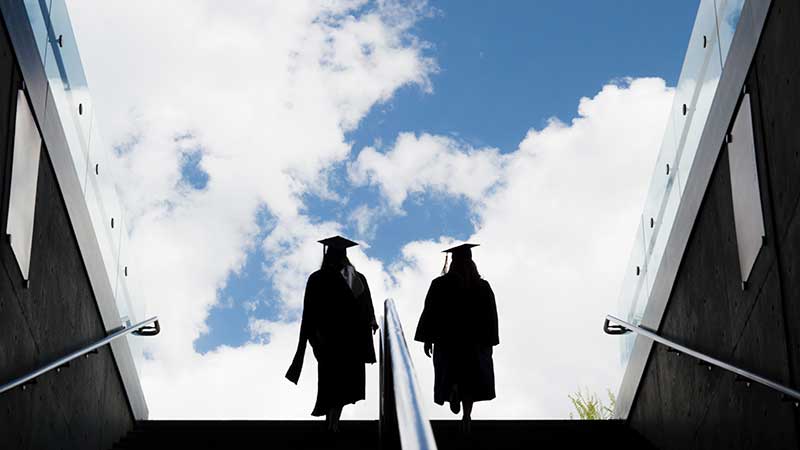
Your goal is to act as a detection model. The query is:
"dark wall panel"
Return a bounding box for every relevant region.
[628,0,800,448]
[777,205,800,386]
[694,270,796,450]
[628,353,666,449]
[752,0,800,241]
[752,0,800,394]
[0,14,134,450]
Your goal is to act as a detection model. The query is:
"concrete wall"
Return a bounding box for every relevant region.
[628,1,800,448]
[0,18,134,450]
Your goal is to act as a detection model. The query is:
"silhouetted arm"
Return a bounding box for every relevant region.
[484,280,499,346]
[361,274,378,333]
[286,274,318,384]
[414,279,440,344]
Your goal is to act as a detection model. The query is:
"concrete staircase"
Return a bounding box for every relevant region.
[110,419,654,449]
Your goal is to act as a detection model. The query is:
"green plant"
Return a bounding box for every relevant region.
[568,388,616,420]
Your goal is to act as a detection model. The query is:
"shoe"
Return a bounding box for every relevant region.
[461,417,472,434]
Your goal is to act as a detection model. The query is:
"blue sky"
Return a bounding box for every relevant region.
[193,1,697,354]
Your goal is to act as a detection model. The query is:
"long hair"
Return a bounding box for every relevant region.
[321,246,351,270]
[447,252,481,287]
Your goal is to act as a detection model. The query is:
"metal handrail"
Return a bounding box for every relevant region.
[605,314,800,401]
[382,299,438,450]
[0,316,159,395]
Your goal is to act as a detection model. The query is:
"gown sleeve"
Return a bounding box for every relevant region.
[286,274,318,384]
[414,279,440,343]
[484,280,499,346]
[361,273,376,326]
[359,273,378,364]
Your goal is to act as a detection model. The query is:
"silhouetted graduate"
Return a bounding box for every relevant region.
[414,243,498,430]
[286,236,378,431]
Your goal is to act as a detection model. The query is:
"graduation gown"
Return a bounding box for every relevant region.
[414,273,499,405]
[286,266,376,416]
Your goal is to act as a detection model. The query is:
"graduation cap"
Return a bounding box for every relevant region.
[318,235,358,254]
[441,243,479,274]
[442,243,479,254]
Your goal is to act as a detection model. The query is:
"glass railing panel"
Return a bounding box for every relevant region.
[672,0,719,162]
[49,0,93,143]
[641,115,680,272]
[676,7,724,190]
[630,0,717,323]
[617,221,648,366]
[671,1,717,125]
[84,185,120,296]
[715,0,745,65]
[115,215,138,326]
[76,114,104,192]
[118,212,146,375]
[122,220,146,325]
[628,224,650,325]
[645,168,683,295]
[85,131,122,294]
[42,43,84,176]
[40,0,92,193]
[22,0,51,64]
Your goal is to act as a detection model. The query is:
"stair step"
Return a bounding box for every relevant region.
[430,420,652,449]
[110,419,654,450]
[111,420,378,450]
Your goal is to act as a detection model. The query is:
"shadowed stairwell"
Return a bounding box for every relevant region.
[108,300,654,450]
[110,419,653,450]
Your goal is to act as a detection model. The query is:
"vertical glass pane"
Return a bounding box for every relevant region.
[43,0,92,190]
[22,0,52,64]
[642,122,680,269]
[672,0,719,164]
[671,88,689,170]
[48,0,92,144]
[678,40,723,190]
[715,0,745,65]
[85,132,121,292]
[617,221,648,366]
[7,92,42,281]
[645,168,682,295]
[75,115,103,193]
[43,47,82,181]
[116,215,138,325]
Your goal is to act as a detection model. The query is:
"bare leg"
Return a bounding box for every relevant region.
[331,406,343,432]
[461,399,473,433]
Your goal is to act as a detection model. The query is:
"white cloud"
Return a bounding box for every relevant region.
[349,132,506,211]
[349,203,382,238]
